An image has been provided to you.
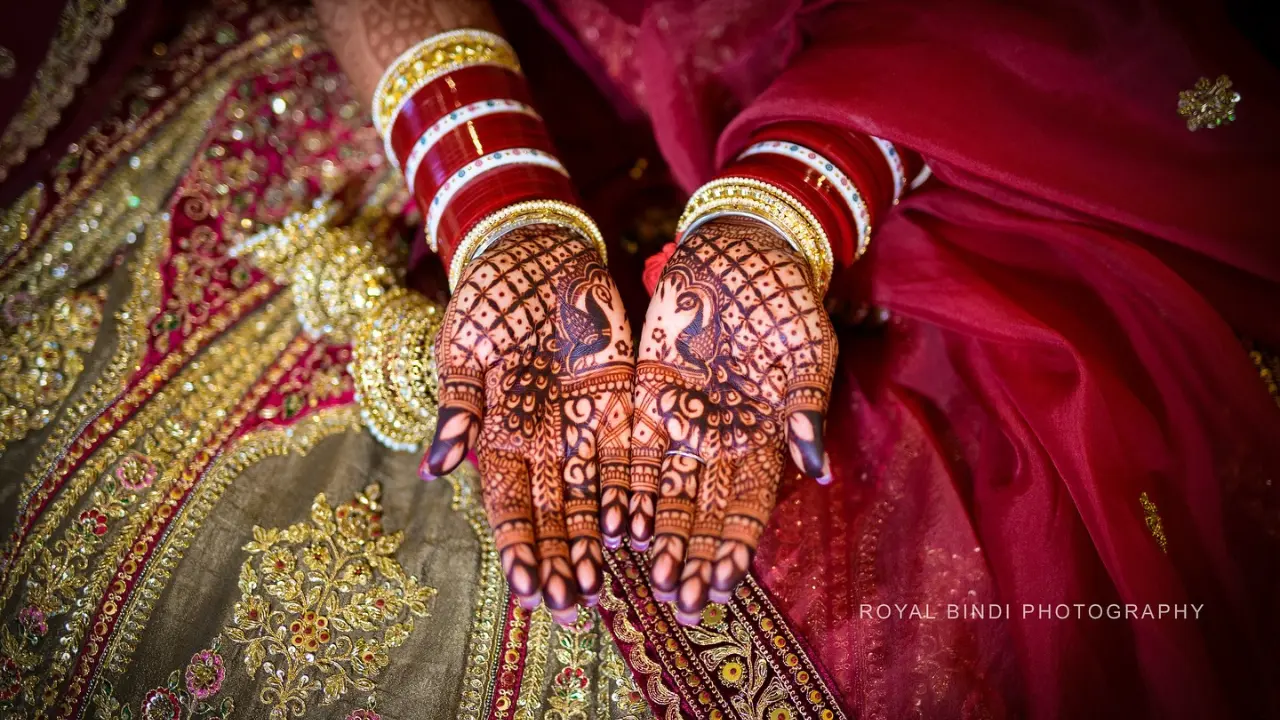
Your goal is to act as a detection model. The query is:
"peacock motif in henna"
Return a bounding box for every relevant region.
[426,226,633,623]
[630,217,837,625]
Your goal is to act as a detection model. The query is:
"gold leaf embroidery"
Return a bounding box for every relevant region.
[0,0,130,183]
[1176,75,1240,131]
[0,287,105,452]
[1139,492,1169,554]
[225,483,436,718]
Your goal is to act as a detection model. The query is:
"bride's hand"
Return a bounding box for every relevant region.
[629,217,836,625]
[424,225,634,624]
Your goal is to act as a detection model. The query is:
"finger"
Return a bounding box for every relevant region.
[562,393,605,605]
[597,389,633,552]
[675,455,733,626]
[649,450,703,603]
[628,371,668,551]
[530,452,580,624]
[477,447,542,609]
[783,375,830,480]
[426,363,485,476]
[709,441,784,604]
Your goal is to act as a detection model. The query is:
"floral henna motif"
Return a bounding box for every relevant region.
[427,226,634,622]
[631,218,837,624]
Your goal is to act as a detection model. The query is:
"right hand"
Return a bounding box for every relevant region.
[424,225,634,624]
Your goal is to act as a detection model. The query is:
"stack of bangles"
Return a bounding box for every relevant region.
[372,28,606,290]
[677,121,931,295]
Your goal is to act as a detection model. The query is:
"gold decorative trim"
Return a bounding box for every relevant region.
[448,463,509,720]
[512,607,554,719]
[0,0,130,183]
[600,582,683,720]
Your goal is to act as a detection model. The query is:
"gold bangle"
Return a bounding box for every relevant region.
[676,177,834,294]
[371,29,521,140]
[448,200,607,290]
[350,287,443,452]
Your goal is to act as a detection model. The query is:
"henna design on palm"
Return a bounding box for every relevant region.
[630,217,837,625]
[426,226,634,622]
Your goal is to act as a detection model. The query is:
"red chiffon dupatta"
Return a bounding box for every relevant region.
[533,0,1280,716]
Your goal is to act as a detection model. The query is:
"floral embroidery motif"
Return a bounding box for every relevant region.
[223,483,435,718]
[1139,492,1169,554]
[0,288,105,452]
[546,613,597,720]
[113,451,159,492]
[1177,75,1240,131]
[90,645,233,720]
[598,637,651,720]
[683,606,795,720]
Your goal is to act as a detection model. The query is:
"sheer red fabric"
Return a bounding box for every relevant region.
[531,0,1280,716]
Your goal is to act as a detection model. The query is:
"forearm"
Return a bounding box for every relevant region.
[314,0,499,105]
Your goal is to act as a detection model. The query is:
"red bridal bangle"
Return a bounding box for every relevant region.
[408,112,554,204]
[387,65,533,164]
[373,29,603,279]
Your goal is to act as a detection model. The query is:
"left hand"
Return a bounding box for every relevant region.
[628,217,837,625]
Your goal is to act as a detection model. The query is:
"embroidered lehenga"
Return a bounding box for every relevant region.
[1,0,1278,719]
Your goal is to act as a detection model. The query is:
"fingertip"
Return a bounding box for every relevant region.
[815,453,832,485]
[418,454,439,482]
[603,535,622,551]
[551,605,579,626]
[427,406,478,475]
[710,540,753,600]
[708,589,731,604]
[582,593,600,608]
[517,591,543,611]
[675,609,702,627]
[786,409,827,478]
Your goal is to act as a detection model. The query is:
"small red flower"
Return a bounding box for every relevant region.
[76,508,109,537]
[140,687,182,720]
[0,656,23,702]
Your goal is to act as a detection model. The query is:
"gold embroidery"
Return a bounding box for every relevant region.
[0,85,220,308]
[0,288,105,453]
[102,404,364,676]
[683,607,794,720]
[0,0,130,183]
[545,614,599,720]
[92,644,234,719]
[2,217,165,610]
[0,19,320,308]
[49,302,300,716]
[446,465,508,720]
[599,582,682,720]
[598,636,652,720]
[222,483,436,717]
[1177,75,1240,131]
[1139,492,1168,553]
[0,183,42,262]
[513,607,553,720]
[1247,344,1279,408]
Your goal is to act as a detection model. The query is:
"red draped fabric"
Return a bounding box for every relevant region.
[529,0,1280,717]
